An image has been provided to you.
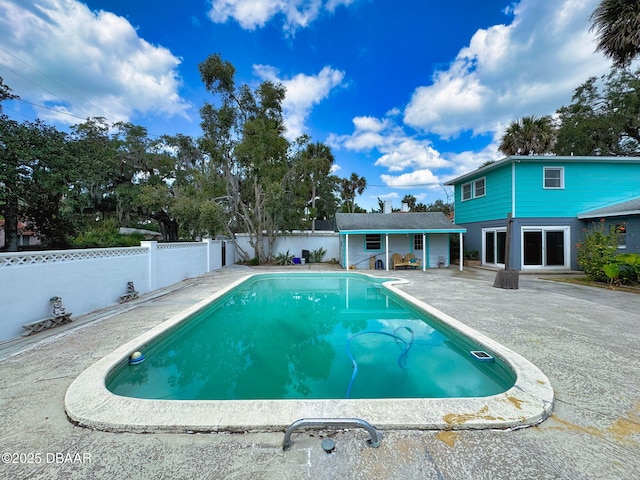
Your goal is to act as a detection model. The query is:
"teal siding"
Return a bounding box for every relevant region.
[515,162,640,217]
[454,164,512,223]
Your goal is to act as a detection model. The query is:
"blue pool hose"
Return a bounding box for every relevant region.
[345,326,415,398]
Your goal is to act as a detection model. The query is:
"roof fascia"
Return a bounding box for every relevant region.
[338,229,467,234]
[445,155,640,186]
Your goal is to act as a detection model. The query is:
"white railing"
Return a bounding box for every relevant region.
[0,247,148,268]
[157,242,207,250]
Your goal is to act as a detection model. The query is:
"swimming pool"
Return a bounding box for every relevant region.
[65,271,554,433]
[106,274,515,401]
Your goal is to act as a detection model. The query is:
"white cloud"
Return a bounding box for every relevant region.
[381,169,441,188]
[326,0,355,11]
[0,0,190,124]
[329,114,452,174]
[254,64,345,139]
[376,191,399,201]
[403,0,610,139]
[208,0,355,33]
[445,136,502,179]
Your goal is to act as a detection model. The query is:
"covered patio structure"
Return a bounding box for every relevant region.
[335,212,466,271]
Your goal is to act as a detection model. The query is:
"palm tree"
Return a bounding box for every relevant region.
[340,173,367,213]
[590,0,640,67]
[498,115,555,156]
[401,194,416,211]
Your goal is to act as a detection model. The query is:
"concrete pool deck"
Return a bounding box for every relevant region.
[1,265,639,479]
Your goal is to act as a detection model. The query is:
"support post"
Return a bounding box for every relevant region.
[422,233,427,271]
[141,241,158,291]
[385,234,389,271]
[493,213,519,289]
[459,232,463,271]
[344,234,349,270]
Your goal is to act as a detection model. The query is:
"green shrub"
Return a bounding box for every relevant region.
[310,247,326,263]
[274,250,294,265]
[576,220,619,282]
[70,221,143,248]
[603,253,640,286]
[464,250,479,260]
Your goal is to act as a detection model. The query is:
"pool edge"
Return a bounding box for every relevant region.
[64,271,555,433]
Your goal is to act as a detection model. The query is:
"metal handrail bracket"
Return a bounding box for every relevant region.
[282,417,381,451]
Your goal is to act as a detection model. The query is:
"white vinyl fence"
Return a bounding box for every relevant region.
[234,232,340,263]
[0,240,234,343]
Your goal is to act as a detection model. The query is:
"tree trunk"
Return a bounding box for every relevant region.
[3,196,19,251]
[151,211,179,242]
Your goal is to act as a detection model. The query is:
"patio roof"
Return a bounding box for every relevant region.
[335,212,466,234]
[577,196,640,219]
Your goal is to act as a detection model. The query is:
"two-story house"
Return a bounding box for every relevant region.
[445,156,640,271]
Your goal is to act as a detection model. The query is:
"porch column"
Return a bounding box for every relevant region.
[422,233,426,271]
[385,234,389,271]
[459,232,463,271]
[345,234,349,270]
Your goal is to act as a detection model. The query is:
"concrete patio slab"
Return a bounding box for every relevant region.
[1,265,639,479]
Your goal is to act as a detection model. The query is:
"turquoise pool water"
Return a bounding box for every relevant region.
[107,273,515,400]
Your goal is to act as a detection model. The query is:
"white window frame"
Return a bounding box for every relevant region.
[474,177,486,198]
[613,224,627,249]
[481,227,506,266]
[543,167,564,189]
[413,234,423,251]
[461,177,486,201]
[520,226,570,269]
[365,234,381,251]
[462,182,472,201]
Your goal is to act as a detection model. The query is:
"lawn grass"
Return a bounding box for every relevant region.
[543,275,640,294]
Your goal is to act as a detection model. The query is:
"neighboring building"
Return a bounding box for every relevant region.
[0,220,41,249]
[445,156,640,271]
[335,212,466,271]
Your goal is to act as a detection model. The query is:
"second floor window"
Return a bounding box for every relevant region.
[462,183,472,201]
[544,167,564,189]
[462,177,486,201]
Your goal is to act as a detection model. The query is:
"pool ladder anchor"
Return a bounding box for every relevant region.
[282,418,381,451]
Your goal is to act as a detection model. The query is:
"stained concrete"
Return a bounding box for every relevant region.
[1,265,639,479]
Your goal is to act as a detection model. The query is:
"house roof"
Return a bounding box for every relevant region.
[0,219,36,235]
[444,155,640,186]
[577,196,640,219]
[335,212,466,234]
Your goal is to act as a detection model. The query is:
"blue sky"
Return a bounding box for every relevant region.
[0,0,612,210]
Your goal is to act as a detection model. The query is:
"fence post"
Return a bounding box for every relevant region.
[203,239,212,272]
[140,241,158,291]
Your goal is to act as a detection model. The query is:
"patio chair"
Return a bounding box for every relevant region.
[403,253,421,269]
[393,253,420,270]
[392,253,406,270]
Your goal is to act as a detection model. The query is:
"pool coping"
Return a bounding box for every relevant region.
[64,272,555,433]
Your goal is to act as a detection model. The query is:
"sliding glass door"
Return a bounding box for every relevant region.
[483,228,506,266]
[522,227,569,268]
